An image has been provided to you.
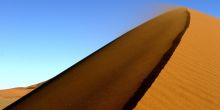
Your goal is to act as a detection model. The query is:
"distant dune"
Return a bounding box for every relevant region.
[0,83,41,109]
[1,7,219,110]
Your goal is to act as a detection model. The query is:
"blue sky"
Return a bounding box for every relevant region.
[0,0,219,89]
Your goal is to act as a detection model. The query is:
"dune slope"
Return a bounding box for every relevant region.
[3,8,189,110]
[0,83,42,109]
[135,9,220,110]
[0,88,32,109]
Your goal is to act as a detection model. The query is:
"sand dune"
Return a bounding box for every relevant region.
[0,83,41,109]
[0,88,31,109]
[3,8,189,110]
[1,7,220,110]
[134,9,220,110]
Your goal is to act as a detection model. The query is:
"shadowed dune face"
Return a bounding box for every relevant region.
[135,9,220,110]
[2,8,220,110]
[3,8,189,110]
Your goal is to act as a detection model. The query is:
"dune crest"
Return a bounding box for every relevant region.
[3,8,189,110]
[2,8,220,110]
[135,9,220,110]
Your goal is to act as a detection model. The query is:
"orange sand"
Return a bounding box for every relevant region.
[1,8,220,110]
[0,83,41,109]
[0,88,33,109]
[3,8,188,110]
[135,9,220,110]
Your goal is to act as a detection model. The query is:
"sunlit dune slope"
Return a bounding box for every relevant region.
[3,8,189,110]
[0,88,31,109]
[135,9,220,110]
[0,83,41,109]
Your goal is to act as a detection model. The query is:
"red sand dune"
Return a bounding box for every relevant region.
[1,7,220,110]
[135,9,220,110]
[0,88,31,109]
[0,83,41,109]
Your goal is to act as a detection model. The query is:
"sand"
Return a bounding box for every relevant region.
[0,83,41,109]
[134,9,220,110]
[0,88,33,109]
[3,8,189,110]
[2,7,220,110]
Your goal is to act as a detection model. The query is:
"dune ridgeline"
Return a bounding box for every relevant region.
[1,7,220,110]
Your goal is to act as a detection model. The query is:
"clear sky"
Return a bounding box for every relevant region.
[0,0,219,89]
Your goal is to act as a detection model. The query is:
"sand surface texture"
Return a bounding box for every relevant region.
[0,83,41,109]
[3,8,188,110]
[0,88,33,109]
[135,9,220,110]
